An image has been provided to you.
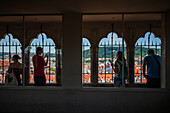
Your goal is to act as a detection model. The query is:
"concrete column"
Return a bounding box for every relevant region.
[56,47,61,86]
[21,46,26,85]
[126,46,135,84]
[91,46,99,85]
[126,28,135,85]
[24,46,31,85]
[161,14,166,88]
[24,32,32,85]
[62,13,82,89]
[165,11,170,89]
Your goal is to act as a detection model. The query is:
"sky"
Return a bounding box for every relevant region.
[0,33,56,54]
[30,33,55,53]
[135,32,161,45]
[0,34,22,53]
[83,32,161,50]
[0,32,161,53]
[99,32,126,46]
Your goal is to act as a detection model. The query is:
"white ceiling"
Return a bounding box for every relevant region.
[0,0,170,14]
[0,14,161,22]
[0,16,62,22]
[83,14,161,22]
[0,0,168,22]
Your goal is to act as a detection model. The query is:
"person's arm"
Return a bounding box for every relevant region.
[143,61,147,78]
[44,54,48,66]
[7,63,12,73]
[109,60,114,73]
[32,56,35,67]
[109,59,113,67]
[114,66,118,73]
[113,62,118,73]
[19,63,23,74]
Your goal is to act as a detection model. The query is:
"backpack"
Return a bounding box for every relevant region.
[5,70,18,86]
[117,60,128,79]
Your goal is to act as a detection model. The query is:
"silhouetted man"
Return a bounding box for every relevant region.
[143,49,161,88]
[32,47,48,86]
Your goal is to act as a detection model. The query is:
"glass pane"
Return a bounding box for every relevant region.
[24,15,62,85]
[83,14,127,87]
[0,16,23,85]
[82,38,91,83]
[98,32,126,84]
[124,14,161,86]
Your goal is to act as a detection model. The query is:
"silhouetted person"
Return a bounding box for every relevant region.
[143,49,161,88]
[111,51,128,87]
[32,47,48,86]
[7,55,22,86]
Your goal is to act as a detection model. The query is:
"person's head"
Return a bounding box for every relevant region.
[147,49,154,55]
[36,47,43,55]
[12,55,21,62]
[116,51,126,61]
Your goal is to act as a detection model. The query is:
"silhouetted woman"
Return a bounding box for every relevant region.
[112,51,128,87]
[7,55,22,86]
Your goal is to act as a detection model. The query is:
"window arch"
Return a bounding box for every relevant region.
[134,32,161,84]
[29,33,57,84]
[82,38,91,83]
[0,34,22,84]
[98,32,126,84]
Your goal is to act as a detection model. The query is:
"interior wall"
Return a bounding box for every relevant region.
[0,22,62,47]
[62,13,82,88]
[83,21,161,47]
[0,12,170,113]
[166,11,170,89]
[0,88,169,113]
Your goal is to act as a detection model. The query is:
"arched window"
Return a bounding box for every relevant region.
[98,32,126,84]
[0,34,22,84]
[82,38,91,83]
[30,33,57,84]
[134,32,161,84]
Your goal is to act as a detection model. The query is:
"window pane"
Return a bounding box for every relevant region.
[25,16,62,85]
[124,14,161,87]
[0,16,23,85]
[82,38,91,83]
[98,32,126,84]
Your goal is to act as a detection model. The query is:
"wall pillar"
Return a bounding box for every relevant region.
[56,46,62,86]
[91,46,99,85]
[125,27,136,85]
[23,46,31,85]
[165,11,170,89]
[126,46,135,84]
[62,13,82,89]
